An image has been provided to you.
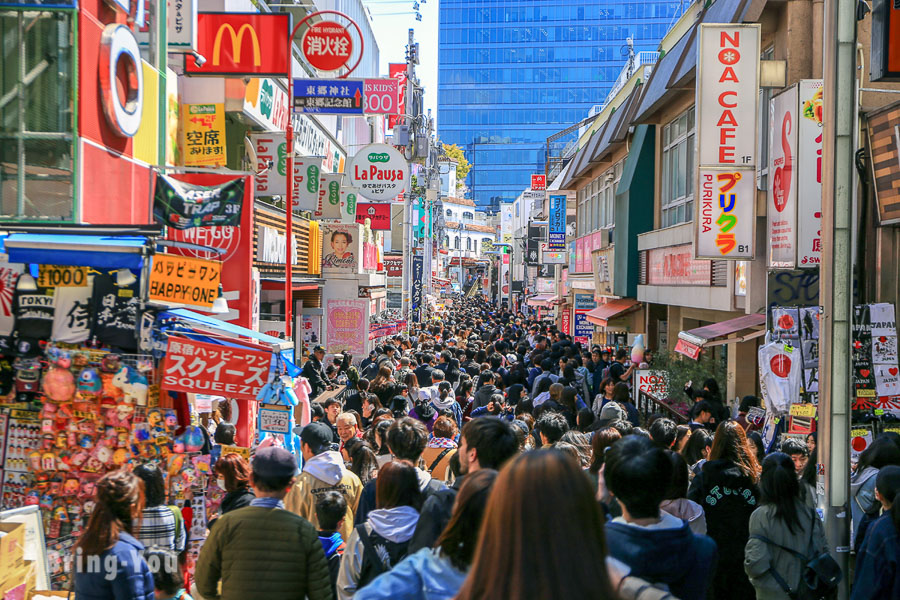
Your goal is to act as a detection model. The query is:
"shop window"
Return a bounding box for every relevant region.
[454,236,460,250]
[0,11,75,221]
[466,237,472,251]
[661,108,695,228]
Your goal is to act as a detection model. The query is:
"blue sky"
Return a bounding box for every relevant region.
[365,0,439,119]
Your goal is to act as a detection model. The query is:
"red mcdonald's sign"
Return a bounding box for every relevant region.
[186,13,290,76]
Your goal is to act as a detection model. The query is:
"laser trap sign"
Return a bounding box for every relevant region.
[149,254,222,308]
[162,337,273,401]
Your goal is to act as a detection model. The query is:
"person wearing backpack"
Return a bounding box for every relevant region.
[745,453,836,600]
[336,461,423,599]
[316,491,349,600]
[133,463,186,552]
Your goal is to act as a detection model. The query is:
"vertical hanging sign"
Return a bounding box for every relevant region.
[694,24,760,260]
[767,85,799,268]
[797,80,824,267]
[548,195,567,250]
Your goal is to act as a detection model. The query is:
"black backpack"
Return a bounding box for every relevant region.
[355,524,412,591]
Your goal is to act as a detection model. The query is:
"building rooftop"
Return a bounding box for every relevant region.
[443,197,476,207]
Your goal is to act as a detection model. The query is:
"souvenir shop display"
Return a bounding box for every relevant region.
[765,305,821,435]
[853,303,900,417]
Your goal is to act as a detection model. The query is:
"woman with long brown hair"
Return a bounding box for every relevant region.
[74,469,155,600]
[370,364,397,408]
[457,449,645,600]
[688,420,760,600]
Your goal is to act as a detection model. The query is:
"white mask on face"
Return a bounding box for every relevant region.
[217,478,226,490]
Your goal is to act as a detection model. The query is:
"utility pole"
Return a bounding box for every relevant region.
[401,28,417,324]
[818,0,856,590]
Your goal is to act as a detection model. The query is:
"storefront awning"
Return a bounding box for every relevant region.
[161,308,294,352]
[3,233,147,269]
[526,294,558,307]
[585,298,641,327]
[676,313,766,359]
[260,278,322,292]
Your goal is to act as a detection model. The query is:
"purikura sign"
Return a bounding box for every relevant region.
[767,86,799,268]
[695,24,759,260]
[346,143,409,201]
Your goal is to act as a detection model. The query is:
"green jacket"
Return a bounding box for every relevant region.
[195,506,332,600]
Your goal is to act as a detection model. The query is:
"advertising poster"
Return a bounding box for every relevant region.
[326,299,367,356]
[321,223,360,273]
[183,103,227,167]
[301,313,322,347]
[548,194,566,250]
[153,174,245,229]
[797,80,824,267]
[355,203,392,230]
[767,85,799,268]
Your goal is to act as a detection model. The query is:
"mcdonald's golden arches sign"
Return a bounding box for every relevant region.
[186,12,290,76]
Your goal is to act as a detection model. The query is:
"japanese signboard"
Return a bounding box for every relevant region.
[149,254,222,308]
[364,79,401,115]
[346,143,409,201]
[645,244,712,286]
[250,133,288,197]
[37,265,87,288]
[531,174,546,191]
[383,254,403,277]
[162,337,273,400]
[548,194,566,250]
[321,223,361,273]
[695,24,759,260]
[561,309,571,335]
[340,187,359,223]
[696,24,760,166]
[636,370,669,400]
[536,278,554,293]
[185,13,290,76]
[768,85,799,268]
[294,157,325,212]
[574,293,596,311]
[182,103,226,167]
[355,203,391,230]
[326,299,368,356]
[593,247,614,296]
[293,78,364,115]
[387,63,407,129]
[695,166,756,259]
[153,173,245,229]
[301,21,353,72]
[167,0,198,52]
[411,255,424,320]
[797,80,824,267]
[317,173,343,219]
[258,403,293,435]
[540,243,567,265]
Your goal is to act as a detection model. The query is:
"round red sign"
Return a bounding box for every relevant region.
[302,21,353,72]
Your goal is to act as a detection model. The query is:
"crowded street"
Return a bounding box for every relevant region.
[1,0,900,598]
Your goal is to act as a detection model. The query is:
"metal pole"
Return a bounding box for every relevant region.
[818,0,856,587]
[285,32,296,340]
[401,29,415,323]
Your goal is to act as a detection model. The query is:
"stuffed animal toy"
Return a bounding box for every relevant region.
[43,349,75,402]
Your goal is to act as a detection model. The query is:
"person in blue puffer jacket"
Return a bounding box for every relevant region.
[74,469,154,600]
[354,469,498,600]
[851,466,900,600]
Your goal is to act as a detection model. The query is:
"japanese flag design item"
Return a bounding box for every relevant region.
[758,340,801,414]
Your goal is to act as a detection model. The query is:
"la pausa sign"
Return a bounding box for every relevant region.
[346,143,409,201]
[352,153,405,182]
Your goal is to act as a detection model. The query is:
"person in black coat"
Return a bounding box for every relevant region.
[688,421,760,600]
[302,346,334,399]
[414,353,436,388]
[208,453,255,530]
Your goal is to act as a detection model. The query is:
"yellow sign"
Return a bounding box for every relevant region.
[789,403,817,418]
[213,24,262,66]
[37,265,88,288]
[220,444,251,460]
[182,103,227,167]
[149,254,221,308]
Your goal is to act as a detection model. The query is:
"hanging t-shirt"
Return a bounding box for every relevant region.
[13,286,55,341]
[52,283,92,344]
[91,274,140,351]
[0,258,23,354]
[758,340,801,414]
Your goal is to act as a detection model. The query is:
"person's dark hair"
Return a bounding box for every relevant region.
[133,463,165,507]
[214,422,236,445]
[75,469,144,556]
[875,465,900,534]
[536,411,569,444]
[589,427,622,474]
[598,376,616,396]
[346,439,379,486]
[386,417,428,462]
[801,448,818,487]
[577,408,595,432]
[612,382,630,404]
[702,378,721,400]
[759,452,803,533]
[739,395,759,413]
[560,386,578,412]
[310,403,325,421]
[322,397,342,410]
[610,419,633,437]
[663,450,690,500]
[615,348,627,361]
[747,431,766,466]
[683,428,713,465]
[632,427,652,439]
[357,377,370,392]
[709,420,761,482]
[649,418,678,449]
[461,416,519,470]
[330,230,352,244]
[389,395,408,418]
[376,460,424,511]
[694,400,714,417]
[858,434,900,471]
[674,424,691,451]
[435,469,498,570]
[432,370,446,382]
[373,419,393,455]
[315,490,348,532]
[145,547,183,595]
[214,453,251,492]
[780,437,810,458]
[478,371,494,388]
[456,450,617,600]
[605,435,672,519]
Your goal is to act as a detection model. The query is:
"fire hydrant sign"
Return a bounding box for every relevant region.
[346,143,409,201]
[301,21,353,72]
[149,254,221,308]
[259,403,293,434]
[162,337,272,400]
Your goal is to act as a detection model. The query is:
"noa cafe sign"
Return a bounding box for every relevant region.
[100,0,147,138]
[346,143,409,201]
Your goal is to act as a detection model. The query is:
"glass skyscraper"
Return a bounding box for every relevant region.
[438,0,683,211]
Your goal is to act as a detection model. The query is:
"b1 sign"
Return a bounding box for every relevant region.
[364,79,400,115]
[346,143,409,201]
[695,167,756,258]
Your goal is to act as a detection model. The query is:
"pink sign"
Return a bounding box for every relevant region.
[326,299,367,356]
[576,236,586,273]
[646,244,712,286]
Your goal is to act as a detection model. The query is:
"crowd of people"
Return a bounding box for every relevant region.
[71,295,900,599]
